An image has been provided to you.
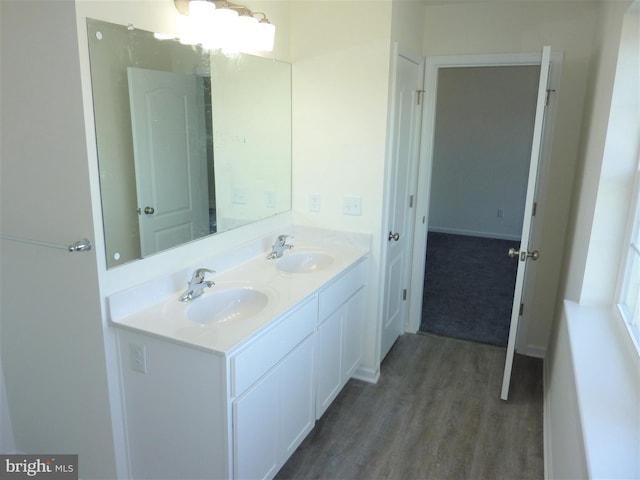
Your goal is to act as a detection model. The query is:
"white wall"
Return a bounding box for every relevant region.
[289,1,394,374]
[546,1,638,478]
[544,308,589,479]
[428,65,539,240]
[391,0,426,54]
[422,0,599,354]
[1,1,118,476]
[0,1,15,457]
[564,0,639,306]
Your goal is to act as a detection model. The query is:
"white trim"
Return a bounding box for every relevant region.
[615,167,640,353]
[427,226,521,242]
[562,301,640,479]
[616,304,640,357]
[543,356,552,480]
[522,344,546,359]
[352,366,380,384]
[423,52,544,68]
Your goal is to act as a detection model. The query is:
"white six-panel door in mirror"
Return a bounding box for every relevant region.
[128,67,210,256]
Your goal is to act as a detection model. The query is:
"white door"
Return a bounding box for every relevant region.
[380,47,424,360]
[127,67,209,257]
[501,46,552,400]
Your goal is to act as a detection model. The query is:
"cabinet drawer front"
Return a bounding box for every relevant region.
[231,295,318,397]
[319,258,367,321]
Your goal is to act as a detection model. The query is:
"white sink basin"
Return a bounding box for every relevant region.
[187,287,269,324]
[276,251,333,274]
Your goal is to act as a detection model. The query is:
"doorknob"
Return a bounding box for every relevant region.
[144,206,155,215]
[388,231,400,242]
[508,248,539,261]
[527,250,540,260]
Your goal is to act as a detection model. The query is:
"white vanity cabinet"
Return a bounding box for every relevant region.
[230,296,317,480]
[115,255,368,480]
[316,259,367,418]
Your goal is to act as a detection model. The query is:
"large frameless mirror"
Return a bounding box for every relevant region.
[87,18,291,269]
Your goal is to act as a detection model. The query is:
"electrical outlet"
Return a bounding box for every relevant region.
[309,193,321,212]
[497,208,504,218]
[130,343,147,374]
[343,196,362,216]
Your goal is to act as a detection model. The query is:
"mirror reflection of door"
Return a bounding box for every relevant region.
[420,65,539,347]
[127,67,211,257]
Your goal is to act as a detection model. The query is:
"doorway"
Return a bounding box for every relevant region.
[419,65,540,346]
[406,52,562,356]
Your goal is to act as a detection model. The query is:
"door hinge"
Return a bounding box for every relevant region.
[403,289,407,301]
[519,303,524,316]
[409,194,414,208]
[545,89,556,106]
[416,90,425,105]
[532,202,537,216]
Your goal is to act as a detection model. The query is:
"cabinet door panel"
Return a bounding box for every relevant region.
[279,335,316,459]
[342,288,365,381]
[234,368,279,480]
[316,307,344,419]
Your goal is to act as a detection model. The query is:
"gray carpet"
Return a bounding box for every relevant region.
[420,232,519,347]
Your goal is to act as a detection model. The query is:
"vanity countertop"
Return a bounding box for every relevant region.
[109,240,369,355]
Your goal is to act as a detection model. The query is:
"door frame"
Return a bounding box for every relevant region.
[407,52,562,355]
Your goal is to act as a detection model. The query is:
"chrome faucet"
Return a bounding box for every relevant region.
[178,268,215,302]
[266,234,294,260]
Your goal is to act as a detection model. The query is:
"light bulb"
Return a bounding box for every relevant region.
[254,21,275,52]
[235,15,259,52]
[189,0,215,45]
[188,0,215,17]
[208,7,239,50]
[211,7,239,23]
[177,14,198,45]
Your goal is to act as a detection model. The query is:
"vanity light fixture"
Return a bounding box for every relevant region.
[173,0,276,52]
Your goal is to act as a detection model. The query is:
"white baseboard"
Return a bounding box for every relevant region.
[543,355,552,480]
[352,365,379,384]
[428,226,521,242]
[523,344,546,359]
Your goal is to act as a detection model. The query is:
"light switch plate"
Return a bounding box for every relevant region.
[343,196,362,216]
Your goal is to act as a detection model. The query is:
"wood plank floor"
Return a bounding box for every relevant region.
[276,333,544,480]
